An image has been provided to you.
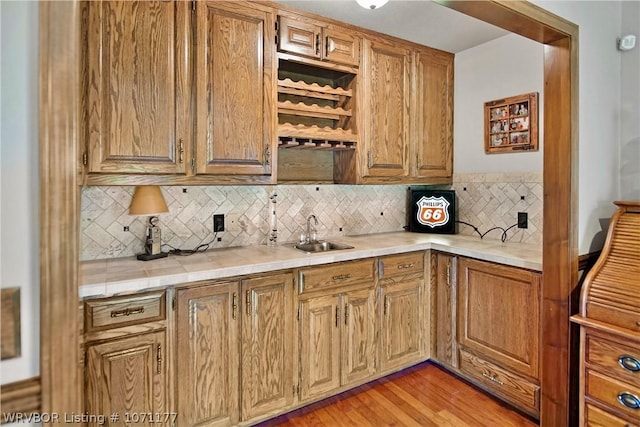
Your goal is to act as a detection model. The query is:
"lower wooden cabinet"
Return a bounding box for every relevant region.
[431,254,541,417]
[85,331,167,426]
[378,252,426,372]
[82,291,169,427]
[240,273,295,420]
[298,260,376,402]
[176,273,294,426]
[176,281,240,427]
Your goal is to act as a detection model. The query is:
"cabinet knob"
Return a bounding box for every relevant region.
[619,355,640,372]
[617,392,640,410]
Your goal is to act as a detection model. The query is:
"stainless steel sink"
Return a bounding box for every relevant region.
[294,240,354,253]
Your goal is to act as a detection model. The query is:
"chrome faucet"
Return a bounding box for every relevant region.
[306,214,319,243]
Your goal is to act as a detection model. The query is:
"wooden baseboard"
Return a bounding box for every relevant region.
[0,377,41,424]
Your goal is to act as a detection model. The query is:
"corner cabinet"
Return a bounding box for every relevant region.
[194,2,276,181]
[85,0,192,175]
[431,253,542,418]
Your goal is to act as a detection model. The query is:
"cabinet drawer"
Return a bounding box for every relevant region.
[585,403,639,427]
[586,333,640,386]
[84,291,166,333]
[298,259,375,294]
[586,369,640,420]
[459,349,539,415]
[586,302,640,334]
[379,252,424,279]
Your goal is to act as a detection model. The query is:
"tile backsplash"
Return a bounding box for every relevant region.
[80,173,542,260]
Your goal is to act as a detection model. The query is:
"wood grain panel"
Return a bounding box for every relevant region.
[585,403,637,427]
[1,288,21,359]
[379,277,423,372]
[341,288,376,386]
[84,291,165,333]
[585,369,640,421]
[85,331,166,426]
[323,27,360,66]
[585,332,640,387]
[434,253,457,367]
[86,1,189,174]
[378,252,424,279]
[413,48,453,179]
[0,377,41,422]
[362,39,410,178]
[241,273,294,420]
[298,259,375,294]
[195,2,275,177]
[299,294,341,401]
[458,257,540,379]
[278,15,321,59]
[176,282,240,426]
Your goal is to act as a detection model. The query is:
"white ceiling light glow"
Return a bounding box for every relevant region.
[356,0,388,10]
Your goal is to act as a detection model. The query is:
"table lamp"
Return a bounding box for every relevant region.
[129,185,169,261]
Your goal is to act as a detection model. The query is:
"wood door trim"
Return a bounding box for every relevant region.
[39,0,82,423]
[39,2,577,427]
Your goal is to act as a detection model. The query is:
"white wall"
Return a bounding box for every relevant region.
[532,1,623,254]
[0,1,40,385]
[619,0,640,200]
[454,33,544,173]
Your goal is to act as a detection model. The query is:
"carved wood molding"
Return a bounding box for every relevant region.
[0,377,41,424]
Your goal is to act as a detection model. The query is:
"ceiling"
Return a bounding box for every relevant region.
[276,0,510,53]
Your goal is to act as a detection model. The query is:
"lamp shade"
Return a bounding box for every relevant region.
[129,185,169,216]
[356,0,388,10]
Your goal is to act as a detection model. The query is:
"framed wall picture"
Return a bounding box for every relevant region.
[484,92,538,154]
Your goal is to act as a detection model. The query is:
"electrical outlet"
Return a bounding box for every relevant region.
[213,214,225,232]
[517,212,528,229]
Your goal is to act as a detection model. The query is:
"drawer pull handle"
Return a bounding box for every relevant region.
[482,372,504,386]
[617,392,640,410]
[332,273,351,281]
[398,263,414,270]
[232,293,238,320]
[619,355,640,372]
[110,306,144,318]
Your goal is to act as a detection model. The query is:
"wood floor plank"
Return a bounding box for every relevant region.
[256,362,538,427]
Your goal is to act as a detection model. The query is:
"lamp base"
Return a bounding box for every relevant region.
[136,252,168,261]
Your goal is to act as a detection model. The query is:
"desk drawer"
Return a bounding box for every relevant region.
[586,369,640,421]
[586,333,640,386]
[298,259,375,294]
[84,291,166,333]
[459,348,539,415]
[378,252,424,279]
[585,403,639,427]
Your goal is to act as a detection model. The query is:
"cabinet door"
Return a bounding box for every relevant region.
[299,294,341,401]
[379,277,423,371]
[434,252,457,367]
[85,331,166,426]
[412,48,453,179]
[241,273,294,420]
[457,257,540,379]
[195,2,275,176]
[323,27,360,66]
[86,1,191,174]
[341,288,376,386]
[362,39,411,178]
[176,282,240,427]
[278,15,321,59]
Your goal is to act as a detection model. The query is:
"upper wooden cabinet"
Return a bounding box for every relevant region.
[85,0,192,175]
[361,39,412,179]
[361,37,454,183]
[413,48,454,179]
[194,2,276,179]
[277,15,360,66]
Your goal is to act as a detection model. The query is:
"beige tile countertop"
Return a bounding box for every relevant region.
[79,232,542,299]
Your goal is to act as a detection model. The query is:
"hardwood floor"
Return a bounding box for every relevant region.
[256,362,538,427]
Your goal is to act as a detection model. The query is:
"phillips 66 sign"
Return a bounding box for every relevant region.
[407,189,456,234]
[416,196,450,228]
